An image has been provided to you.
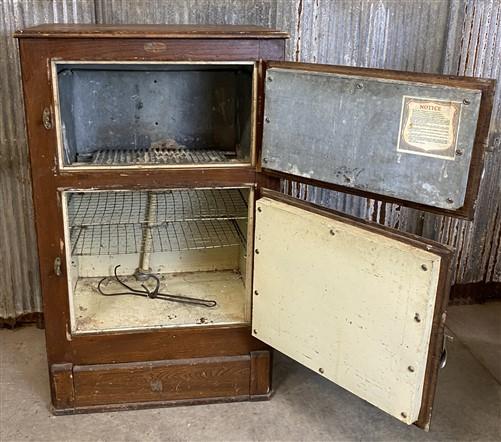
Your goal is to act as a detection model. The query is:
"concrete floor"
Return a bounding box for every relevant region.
[1,302,500,442]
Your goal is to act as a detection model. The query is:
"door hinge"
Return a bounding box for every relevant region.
[42,107,53,130]
[54,257,62,276]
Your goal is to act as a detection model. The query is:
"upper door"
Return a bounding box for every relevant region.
[251,190,452,429]
[260,62,495,218]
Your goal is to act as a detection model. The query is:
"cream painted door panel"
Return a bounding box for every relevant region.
[252,194,451,427]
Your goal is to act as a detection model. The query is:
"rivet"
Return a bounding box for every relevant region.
[446,197,454,204]
[253,329,258,334]
[414,313,421,323]
[257,207,262,212]
[265,117,271,123]
[421,264,428,271]
[463,99,470,105]
[408,366,415,373]
[254,290,259,296]
[401,412,407,419]
[455,149,463,156]
[255,249,260,255]
[319,368,325,374]
[330,229,336,236]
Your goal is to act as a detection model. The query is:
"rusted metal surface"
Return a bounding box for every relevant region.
[1,0,499,319]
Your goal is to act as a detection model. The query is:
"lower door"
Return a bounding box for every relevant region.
[251,190,452,430]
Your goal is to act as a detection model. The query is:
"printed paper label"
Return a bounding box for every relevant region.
[397,96,461,160]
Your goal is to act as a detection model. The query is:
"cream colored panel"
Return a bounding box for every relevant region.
[252,198,441,425]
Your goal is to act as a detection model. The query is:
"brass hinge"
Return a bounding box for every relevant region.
[42,107,53,130]
[54,257,62,276]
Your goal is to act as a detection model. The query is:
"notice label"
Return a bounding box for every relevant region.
[397,96,461,160]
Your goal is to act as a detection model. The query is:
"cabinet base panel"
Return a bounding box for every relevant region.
[49,351,272,414]
[51,394,266,415]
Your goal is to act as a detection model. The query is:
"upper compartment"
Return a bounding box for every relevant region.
[261,62,494,219]
[54,62,255,168]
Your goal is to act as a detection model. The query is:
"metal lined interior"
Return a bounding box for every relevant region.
[68,189,248,256]
[56,63,254,167]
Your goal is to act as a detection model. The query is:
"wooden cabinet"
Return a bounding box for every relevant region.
[16,24,494,430]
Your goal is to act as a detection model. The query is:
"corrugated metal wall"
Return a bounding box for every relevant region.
[1,0,499,320]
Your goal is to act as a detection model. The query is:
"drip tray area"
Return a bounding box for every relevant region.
[73,270,247,333]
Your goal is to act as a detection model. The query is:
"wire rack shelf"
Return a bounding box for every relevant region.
[68,188,248,227]
[79,147,237,166]
[70,219,245,256]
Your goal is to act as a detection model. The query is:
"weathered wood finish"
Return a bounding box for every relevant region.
[249,350,272,398]
[15,24,289,39]
[73,356,251,407]
[50,363,75,409]
[17,26,286,412]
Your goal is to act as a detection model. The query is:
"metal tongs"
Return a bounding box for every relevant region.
[98,265,217,308]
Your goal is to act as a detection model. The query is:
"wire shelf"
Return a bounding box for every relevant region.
[82,148,237,165]
[68,188,248,227]
[70,219,244,256]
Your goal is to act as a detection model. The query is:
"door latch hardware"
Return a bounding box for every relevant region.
[54,257,62,276]
[42,107,52,130]
[440,333,453,368]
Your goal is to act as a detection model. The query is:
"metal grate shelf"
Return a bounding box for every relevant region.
[70,219,244,256]
[79,148,237,165]
[68,188,248,227]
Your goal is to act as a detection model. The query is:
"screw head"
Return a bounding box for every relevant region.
[330,229,336,236]
[265,117,271,123]
[408,365,415,373]
[253,329,258,334]
[267,76,273,82]
[319,368,325,374]
[255,249,260,255]
[414,313,421,323]
[421,264,428,271]
[257,207,262,212]
[262,157,268,163]
[356,83,363,89]
[401,412,407,419]
[455,149,464,156]
[446,197,454,204]
[463,99,470,105]
[254,290,259,296]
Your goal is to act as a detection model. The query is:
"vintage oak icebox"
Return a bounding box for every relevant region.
[15,25,494,429]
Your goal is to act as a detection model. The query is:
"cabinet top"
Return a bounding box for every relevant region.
[14,24,289,39]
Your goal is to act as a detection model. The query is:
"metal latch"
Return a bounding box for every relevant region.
[54,257,62,276]
[42,107,52,130]
[440,333,453,368]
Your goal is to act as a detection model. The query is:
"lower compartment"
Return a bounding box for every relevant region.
[74,269,247,332]
[50,352,272,412]
[64,187,253,334]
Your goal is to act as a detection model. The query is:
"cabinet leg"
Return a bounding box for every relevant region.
[249,350,272,400]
